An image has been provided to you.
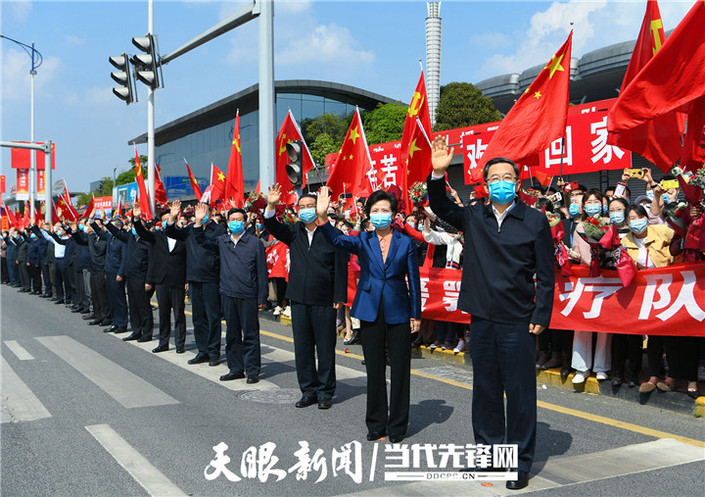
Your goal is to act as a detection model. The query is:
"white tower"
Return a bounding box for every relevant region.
[425,1,442,128]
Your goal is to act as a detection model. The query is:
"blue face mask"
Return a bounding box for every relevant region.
[30,233,36,239]
[78,224,85,232]
[662,194,670,204]
[228,220,244,235]
[602,204,608,215]
[584,204,602,217]
[256,223,263,231]
[569,203,581,218]
[407,222,416,230]
[645,190,655,201]
[131,228,138,237]
[609,211,625,225]
[487,180,516,205]
[298,208,317,224]
[370,213,392,229]
[203,213,209,224]
[628,218,648,234]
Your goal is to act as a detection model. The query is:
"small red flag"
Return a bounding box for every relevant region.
[154,164,167,205]
[480,32,573,167]
[84,194,95,217]
[535,170,553,187]
[201,163,227,207]
[224,110,245,207]
[326,108,374,198]
[276,110,314,192]
[134,146,153,218]
[184,158,203,200]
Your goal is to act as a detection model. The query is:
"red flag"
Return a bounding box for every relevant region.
[276,110,315,192]
[56,194,79,222]
[399,117,433,211]
[34,203,44,225]
[154,164,167,205]
[255,180,261,194]
[63,182,73,207]
[608,1,705,171]
[51,199,58,222]
[134,146,153,218]
[535,170,553,187]
[202,163,227,207]
[680,95,705,170]
[21,201,30,229]
[83,194,95,217]
[326,108,374,197]
[480,32,573,167]
[184,158,203,200]
[399,69,433,184]
[3,202,18,228]
[607,0,684,171]
[224,110,245,207]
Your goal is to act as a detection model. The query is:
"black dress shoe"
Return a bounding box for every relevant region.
[103,325,118,333]
[49,297,58,302]
[123,333,141,341]
[88,319,102,326]
[388,434,405,443]
[82,314,95,320]
[176,348,185,354]
[137,336,152,343]
[366,431,386,441]
[113,328,128,334]
[560,364,571,379]
[318,399,332,409]
[295,396,317,408]
[220,371,245,381]
[80,309,91,314]
[71,307,83,313]
[612,376,623,387]
[152,345,169,353]
[99,319,112,326]
[506,470,529,490]
[54,299,64,304]
[188,355,209,365]
[246,376,259,384]
[208,357,220,367]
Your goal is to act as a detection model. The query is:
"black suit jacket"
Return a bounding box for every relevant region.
[135,222,187,288]
[263,216,349,306]
[427,174,555,327]
[105,220,151,281]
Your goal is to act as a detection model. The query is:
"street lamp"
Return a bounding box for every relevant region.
[0,34,43,215]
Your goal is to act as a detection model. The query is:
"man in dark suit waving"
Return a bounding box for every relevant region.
[427,137,554,490]
[263,185,348,410]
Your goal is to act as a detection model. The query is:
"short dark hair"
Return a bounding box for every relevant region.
[581,189,604,207]
[628,204,648,218]
[483,157,520,181]
[227,208,246,220]
[158,209,170,219]
[113,218,124,229]
[608,197,629,211]
[364,189,398,217]
[298,193,317,206]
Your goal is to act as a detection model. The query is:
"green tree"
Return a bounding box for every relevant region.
[309,133,339,166]
[434,82,502,131]
[76,192,92,209]
[361,102,407,145]
[301,113,350,146]
[115,155,149,185]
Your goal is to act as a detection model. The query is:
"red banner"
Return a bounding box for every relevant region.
[0,175,5,194]
[94,196,113,211]
[37,170,45,195]
[265,242,290,281]
[343,262,705,336]
[10,142,55,170]
[16,169,29,195]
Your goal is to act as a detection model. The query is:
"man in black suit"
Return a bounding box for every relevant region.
[263,186,348,409]
[106,206,154,342]
[428,137,555,491]
[135,207,187,354]
[93,212,128,334]
[166,201,226,366]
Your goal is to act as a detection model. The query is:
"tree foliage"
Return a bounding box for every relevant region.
[116,155,149,185]
[434,82,502,131]
[309,133,339,166]
[361,102,407,145]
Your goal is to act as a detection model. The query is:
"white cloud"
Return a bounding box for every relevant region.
[278,22,375,67]
[1,48,62,102]
[64,34,87,46]
[5,0,32,24]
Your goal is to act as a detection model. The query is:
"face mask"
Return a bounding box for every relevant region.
[609,211,625,225]
[645,190,655,201]
[584,204,602,217]
[155,225,163,231]
[228,220,244,235]
[569,203,581,218]
[298,208,317,224]
[202,213,209,224]
[662,194,670,204]
[256,223,263,231]
[131,228,138,237]
[602,204,608,215]
[487,180,516,205]
[370,213,392,229]
[56,229,63,236]
[78,224,85,232]
[407,222,416,230]
[628,218,648,234]
[30,233,36,239]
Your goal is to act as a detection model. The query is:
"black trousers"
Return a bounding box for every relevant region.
[54,260,71,301]
[29,264,42,292]
[73,267,88,308]
[105,272,128,329]
[290,301,337,401]
[1,257,8,283]
[156,283,186,349]
[360,303,411,437]
[42,262,53,296]
[651,335,700,381]
[612,333,643,381]
[126,277,154,338]
[90,272,111,321]
[470,317,536,473]
[18,262,30,290]
[190,282,222,359]
[222,296,260,378]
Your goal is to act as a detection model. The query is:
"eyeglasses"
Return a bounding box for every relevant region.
[487,174,517,183]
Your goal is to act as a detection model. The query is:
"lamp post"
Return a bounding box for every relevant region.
[0,34,43,215]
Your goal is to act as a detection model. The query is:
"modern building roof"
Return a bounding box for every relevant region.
[129,79,399,146]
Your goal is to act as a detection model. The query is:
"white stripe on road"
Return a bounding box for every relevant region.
[86,424,186,496]
[1,357,51,423]
[261,344,366,381]
[4,340,35,360]
[35,336,179,408]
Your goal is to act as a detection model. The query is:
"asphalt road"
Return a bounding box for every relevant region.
[1,284,704,496]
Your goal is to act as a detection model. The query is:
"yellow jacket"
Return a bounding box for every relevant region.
[621,224,675,268]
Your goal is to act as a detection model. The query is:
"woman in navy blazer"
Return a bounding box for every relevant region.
[317,188,421,443]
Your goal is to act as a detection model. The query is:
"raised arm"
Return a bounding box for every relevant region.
[192,203,219,251]
[316,187,361,254]
[263,184,294,245]
[426,136,466,231]
[105,220,129,243]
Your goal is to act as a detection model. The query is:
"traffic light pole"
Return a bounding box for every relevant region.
[258,0,276,188]
[147,0,156,214]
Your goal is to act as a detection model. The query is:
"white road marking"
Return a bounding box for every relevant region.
[4,340,35,360]
[35,335,179,408]
[86,424,186,496]
[1,357,51,423]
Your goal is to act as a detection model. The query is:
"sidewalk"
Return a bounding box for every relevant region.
[276,313,704,418]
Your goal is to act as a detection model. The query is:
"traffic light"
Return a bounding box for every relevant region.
[109,53,134,104]
[286,140,304,187]
[131,34,160,88]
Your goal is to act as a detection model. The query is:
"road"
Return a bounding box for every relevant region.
[1,285,704,496]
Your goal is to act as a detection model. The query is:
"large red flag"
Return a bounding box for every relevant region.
[154,164,167,205]
[681,95,705,170]
[480,32,573,167]
[224,110,245,207]
[3,202,18,228]
[21,201,30,229]
[607,0,684,171]
[276,110,315,192]
[63,181,73,207]
[326,108,374,198]
[399,117,433,212]
[184,158,203,200]
[400,69,433,184]
[83,194,95,217]
[134,146,153,218]
[201,163,227,207]
[608,0,705,171]
[56,194,79,222]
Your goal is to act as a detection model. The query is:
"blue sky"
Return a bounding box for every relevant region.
[1,0,695,193]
